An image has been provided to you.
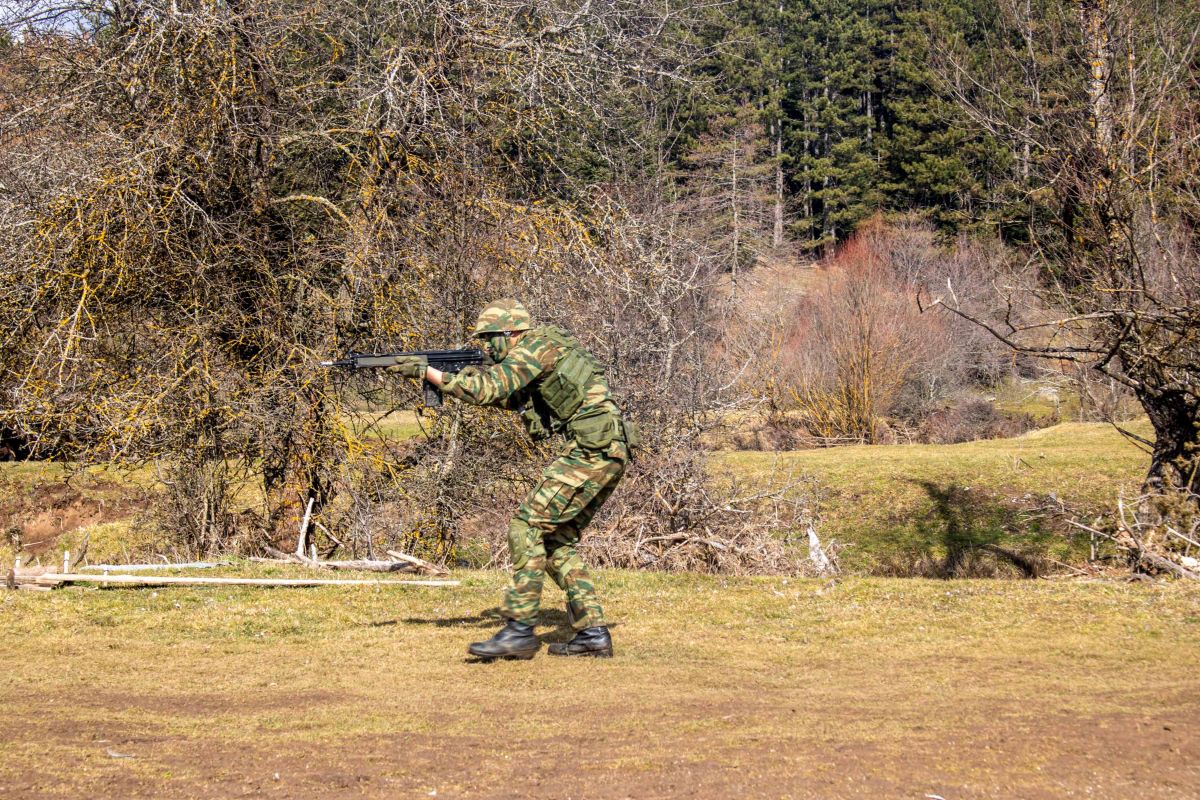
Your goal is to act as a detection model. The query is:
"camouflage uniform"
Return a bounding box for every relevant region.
[441,321,632,630]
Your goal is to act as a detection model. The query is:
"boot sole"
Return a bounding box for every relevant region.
[547,648,613,658]
[467,647,540,661]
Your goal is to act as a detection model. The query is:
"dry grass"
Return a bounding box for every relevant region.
[342,409,424,442]
[992,376,1083,422]
[1,570,1197,797]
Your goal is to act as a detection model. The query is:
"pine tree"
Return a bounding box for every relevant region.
[785,0,881,252]
[678,0,1040,249]
[679,102,776,297]
[682,0,789,258]
[875,0,1016,234]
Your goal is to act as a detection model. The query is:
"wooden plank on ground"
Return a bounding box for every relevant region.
[10,572,459,590]
[249,556,417,573]
[79,562,227,571]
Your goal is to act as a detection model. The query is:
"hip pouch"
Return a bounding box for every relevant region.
[521,404,553,441]
[621,418,642,449]
[569,407,618,450]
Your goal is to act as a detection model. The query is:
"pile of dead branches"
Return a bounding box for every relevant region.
[577,449,831,576]
[1070,488,1200,580]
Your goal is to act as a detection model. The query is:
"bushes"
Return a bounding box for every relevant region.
[921,398,1038,445]
[761,216,1018,444]
[3,2,792,568]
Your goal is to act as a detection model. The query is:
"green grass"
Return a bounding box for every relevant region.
[2,420,1153,575]
[0,460,154,491]
[343,408,424,441]
[0,464,160,567]
[992,376,1080,422]
[1,570,1197,797]
[0,409,426,568]
[715,421,1152,572]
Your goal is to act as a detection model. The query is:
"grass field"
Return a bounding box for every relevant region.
[717,421,1152,573]
[2,570,1197,798]
[1,420,1152,575]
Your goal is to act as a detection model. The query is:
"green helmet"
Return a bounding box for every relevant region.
[473,298,531,336]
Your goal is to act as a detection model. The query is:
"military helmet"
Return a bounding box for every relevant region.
[473,298,531,336]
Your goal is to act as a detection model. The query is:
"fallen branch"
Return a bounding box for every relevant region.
[1066,508,1200,580]
[250,556,416,573]
[262,545,427,573]
[71,532,90,571]
[79,562,228,571]
[296,496,315,558]
[386,550,451,576]
[1039,556,1095,577]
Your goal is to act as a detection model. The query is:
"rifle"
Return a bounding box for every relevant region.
[320,348,486,407]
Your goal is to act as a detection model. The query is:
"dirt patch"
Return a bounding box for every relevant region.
[4,699,1197,799]
[3,715,886,800]
[84,689,352,717]
[3,574,1196,798]
[0,476,148,554]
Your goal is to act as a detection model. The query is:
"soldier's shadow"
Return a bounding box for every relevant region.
[532,609,575,643]
[393,607,577,641]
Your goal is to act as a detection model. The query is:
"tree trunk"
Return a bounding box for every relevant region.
[1080,0,1113,158]
[1139,388,1200,496]
[821,81,834,251]
[730,132,740,300]
[773,121,784,248]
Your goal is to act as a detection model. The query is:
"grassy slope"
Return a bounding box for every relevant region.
[0,411,424,567]
[1,570,1197,798]
[716,421,1152,572]
[2,420,1151,573]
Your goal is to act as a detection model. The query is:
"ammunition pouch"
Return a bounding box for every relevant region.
[620,418,642,450]
[539,347,594,420]
[520,404,553,441]
[568,407,619,450]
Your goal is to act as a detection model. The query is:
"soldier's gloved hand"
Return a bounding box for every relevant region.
[388,355,428,379]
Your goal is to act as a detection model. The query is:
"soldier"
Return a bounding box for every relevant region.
[390,299,638,660]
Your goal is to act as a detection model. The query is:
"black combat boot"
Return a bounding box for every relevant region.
[547,626,613,658]
[467,620,540,660]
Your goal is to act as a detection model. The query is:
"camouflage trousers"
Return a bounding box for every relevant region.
[502,442,627,630]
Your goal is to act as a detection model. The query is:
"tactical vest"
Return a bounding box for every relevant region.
[534,325,601,421]
[519,326,640,451]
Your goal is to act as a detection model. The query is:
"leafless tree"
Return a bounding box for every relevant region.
[0,0,798,571]
[930,0,1200,500]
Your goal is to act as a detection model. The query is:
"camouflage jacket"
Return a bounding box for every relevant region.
[440,326,624,447]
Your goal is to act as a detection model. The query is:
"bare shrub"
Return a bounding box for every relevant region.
[1066,362,1141,423]
[775,221,946,442]
[151,458,244,556]
[307,403,543,563]
[765,217,1021,443]
[581,450,815,575]
[889,225,1020,392]
[0,1,765,567]
[921,397,1037,445]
